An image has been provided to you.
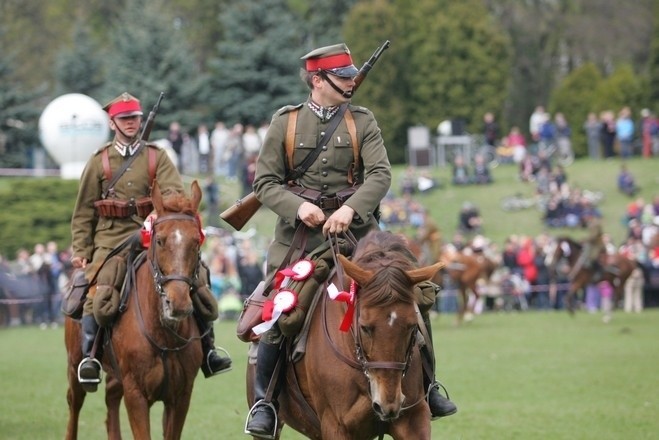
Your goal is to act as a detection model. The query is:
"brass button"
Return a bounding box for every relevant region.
[321,158,328,164]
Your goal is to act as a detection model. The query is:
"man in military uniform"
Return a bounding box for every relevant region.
[70,92,231,392]
[580,218,606,280]
[245,44,456,438]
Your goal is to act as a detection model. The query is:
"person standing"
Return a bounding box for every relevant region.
[616,106,635,158]
[583,112,602,159]
[196,123,211,175]
[70,92,231,392]
[245,43,455,437]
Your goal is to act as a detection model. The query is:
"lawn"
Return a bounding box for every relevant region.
[1,309,658,439]
[218,156,658,248]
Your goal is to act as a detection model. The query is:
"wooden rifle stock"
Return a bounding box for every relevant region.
[220,192,262,231]
[220,40,391,231]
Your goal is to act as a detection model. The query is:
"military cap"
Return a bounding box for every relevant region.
[301,43,359,78]
[103,92,143,118]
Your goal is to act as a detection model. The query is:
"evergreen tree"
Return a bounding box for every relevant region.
[102,0,207,137]
[207,0,305,126]
[0,37,46,168]
[54,21,105,97]
[648,0,659,110]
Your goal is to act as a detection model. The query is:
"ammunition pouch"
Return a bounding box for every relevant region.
[93,255,127,326]
[286,184,361,211]
[94,197,153,219]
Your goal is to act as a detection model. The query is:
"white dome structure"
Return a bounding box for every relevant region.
[39,93,110,179]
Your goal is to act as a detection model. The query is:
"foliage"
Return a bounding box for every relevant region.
[549,63,603,157]
[0,0,657,165]
[101,0,208,137]
[54,20,105,97]
[0,178,78,258]
[206,0,307,127]
[0,37,47,168]
[593,64,644,115]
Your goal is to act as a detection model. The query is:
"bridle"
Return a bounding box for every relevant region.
[149,213,201,297]
[322,235,423,411]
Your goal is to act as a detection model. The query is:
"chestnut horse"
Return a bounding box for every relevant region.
[544,236,640,314]
[247,231,443,440]
[438,245,497,325]
[64,181,205,440]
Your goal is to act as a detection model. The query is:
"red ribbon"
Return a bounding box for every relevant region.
[335,280,357,332]
[261,300,275,321]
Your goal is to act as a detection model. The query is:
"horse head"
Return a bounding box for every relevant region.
[337,232,443,422]
[148,180,203,324]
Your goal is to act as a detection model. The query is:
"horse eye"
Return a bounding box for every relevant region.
[156,236,165,247]
[360,325,372,336]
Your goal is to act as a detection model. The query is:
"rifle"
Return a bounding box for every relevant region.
[140,91,165,141]
[220,41,391,231]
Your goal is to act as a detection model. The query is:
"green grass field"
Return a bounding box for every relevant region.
[217,156,658,249]
[1,310,658,439]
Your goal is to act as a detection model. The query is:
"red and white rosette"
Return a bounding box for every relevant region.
[327,280,357,332]
[252,289,298,335]
[273,259,315,290]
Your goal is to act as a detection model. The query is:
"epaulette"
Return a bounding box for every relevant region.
[93,142,113,156]
[349,105,369,114]
[275,103,303,116]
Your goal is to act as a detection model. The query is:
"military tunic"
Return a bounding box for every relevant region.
[71,141,183,279]
[253,100,392,272]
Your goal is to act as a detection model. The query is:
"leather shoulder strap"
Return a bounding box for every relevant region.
[147,145,157,186]
[285,109,299,173]
[101,148,112,182]
[344,109,360,184]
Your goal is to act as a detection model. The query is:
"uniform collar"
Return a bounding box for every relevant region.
[114,139,141,157]
[307,99,340,123]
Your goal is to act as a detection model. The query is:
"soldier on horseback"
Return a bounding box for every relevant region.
[244,44,456,439]
[70,92,231,392]
[581,219,605,280]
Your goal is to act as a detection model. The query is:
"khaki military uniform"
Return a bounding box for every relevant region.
[71,140,183,313]
[253,100,392,274]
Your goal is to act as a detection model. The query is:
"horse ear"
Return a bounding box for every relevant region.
[151,180,164,213]
[406,261,444,285]
[338,254,373,286]
[190,180,202,211]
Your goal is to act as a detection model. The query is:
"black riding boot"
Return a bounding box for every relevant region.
[196,317,232,378]
[421,315,457,420]
[78,314,102,392]
[245,341,281,439]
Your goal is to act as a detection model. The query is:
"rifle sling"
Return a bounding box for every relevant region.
[286,103,348,182]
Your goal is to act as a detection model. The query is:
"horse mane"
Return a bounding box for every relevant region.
[160,190,196,215]
[352,231,418,308]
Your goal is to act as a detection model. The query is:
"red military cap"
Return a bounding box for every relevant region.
[301,43,359,78]
[103,92,143,118]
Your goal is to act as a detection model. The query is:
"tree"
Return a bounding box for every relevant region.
[207,0,306,126]
[0,33,46,169]
[549,63,602,157]
[54,21,105,97]
[102,0,207,137]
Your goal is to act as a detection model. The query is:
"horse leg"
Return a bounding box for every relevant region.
[456,287,466,326]
[65,318,85,440]
[123,386,151,440]
[104,374,123,440]
[162,398,192,440]
[389,410,431,440]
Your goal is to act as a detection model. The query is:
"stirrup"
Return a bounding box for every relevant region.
[205,346,232,375]
[244,399,278,439]
[77,357,103,384]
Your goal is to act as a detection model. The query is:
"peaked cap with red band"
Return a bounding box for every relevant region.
[301,43,359,78]
[103,92,144,118]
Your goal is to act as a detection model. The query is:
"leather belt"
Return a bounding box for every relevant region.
[315,196,341,210]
